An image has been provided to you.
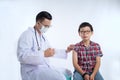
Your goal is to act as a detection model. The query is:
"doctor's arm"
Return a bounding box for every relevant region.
[17,33,45,65]
[52,49,67,59]
[52,44,74,59]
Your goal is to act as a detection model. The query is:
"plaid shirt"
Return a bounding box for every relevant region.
[74,41,103,73]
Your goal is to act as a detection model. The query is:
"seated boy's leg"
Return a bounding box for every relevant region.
[73,70,83,80]
[94,71,104,80]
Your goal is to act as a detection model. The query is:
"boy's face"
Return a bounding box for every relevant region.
[79,26,93,41]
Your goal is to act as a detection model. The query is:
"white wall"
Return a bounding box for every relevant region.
[0,0,120,80]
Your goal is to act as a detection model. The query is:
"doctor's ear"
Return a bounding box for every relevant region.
[37,22,40,24]
[37,22,41,25]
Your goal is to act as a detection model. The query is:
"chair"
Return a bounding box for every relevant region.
[62,68,72,80]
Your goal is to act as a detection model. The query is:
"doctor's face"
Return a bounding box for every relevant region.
[39,18,52,28]
[37,18,52,33]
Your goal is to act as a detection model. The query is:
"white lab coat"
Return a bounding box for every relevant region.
[17,27,68,80]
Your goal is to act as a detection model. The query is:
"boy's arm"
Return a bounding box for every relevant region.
[90,56,101,79]
[72,50,85,75]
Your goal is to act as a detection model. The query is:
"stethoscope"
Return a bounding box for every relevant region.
[34,28,45,51]
[34,27,50,67]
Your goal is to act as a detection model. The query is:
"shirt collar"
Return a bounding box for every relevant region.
[80,41,93,46]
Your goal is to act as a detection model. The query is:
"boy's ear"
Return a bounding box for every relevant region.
[91,31,93,35]
[78,32,80,36]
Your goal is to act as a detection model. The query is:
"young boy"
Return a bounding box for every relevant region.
[72,22,104,80]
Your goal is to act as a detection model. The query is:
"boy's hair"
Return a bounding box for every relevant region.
[78,22,93,32]
[36,11,52,22]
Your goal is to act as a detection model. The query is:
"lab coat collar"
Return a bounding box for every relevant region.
[28,27,35,32]
[28,27,44,36]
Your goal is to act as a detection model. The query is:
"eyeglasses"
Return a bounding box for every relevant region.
[80,30,91,34]
[40,22,51,28]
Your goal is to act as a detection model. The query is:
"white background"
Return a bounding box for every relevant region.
[0,0,120,80]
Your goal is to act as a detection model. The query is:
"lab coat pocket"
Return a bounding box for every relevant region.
[25,69,35,80]
[27,68,35,76]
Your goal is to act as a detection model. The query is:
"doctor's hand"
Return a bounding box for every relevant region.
[44,48,55,57]
[66,44,75,53]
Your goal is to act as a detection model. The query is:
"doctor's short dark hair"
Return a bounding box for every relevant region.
[78,22,93,32]
[36,11,52,22]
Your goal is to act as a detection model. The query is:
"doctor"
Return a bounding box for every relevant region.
[17,11,72,80]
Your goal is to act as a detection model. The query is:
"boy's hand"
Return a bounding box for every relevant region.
[90,74,95,80]
[84,74,90,80]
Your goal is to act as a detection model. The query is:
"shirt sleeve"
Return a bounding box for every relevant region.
[17,31,45,65]
[95,44,103,57]
[53,49,67,59]
[73,45,79,52]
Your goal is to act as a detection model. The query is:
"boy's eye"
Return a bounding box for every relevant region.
[80,30,91,34]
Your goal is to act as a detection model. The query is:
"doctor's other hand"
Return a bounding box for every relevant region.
[44,48,55,57]
[66,44,75,53]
